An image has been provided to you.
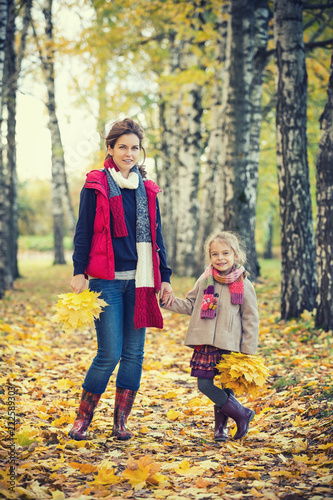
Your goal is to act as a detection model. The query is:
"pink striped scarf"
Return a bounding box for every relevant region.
[200,265,245,319]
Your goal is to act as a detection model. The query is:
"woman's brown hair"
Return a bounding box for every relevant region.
[104,118,147,178]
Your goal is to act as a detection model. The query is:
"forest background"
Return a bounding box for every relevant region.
[1,1,333,499]
[1,0,333,331]
[0,0,332,323]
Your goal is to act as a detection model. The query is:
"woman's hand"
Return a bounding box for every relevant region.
[159,282,175,306]
[70,274,87,294]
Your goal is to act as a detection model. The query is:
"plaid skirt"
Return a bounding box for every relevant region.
[190,345,231,379]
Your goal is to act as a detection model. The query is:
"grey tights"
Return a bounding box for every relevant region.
[197,378,233,407]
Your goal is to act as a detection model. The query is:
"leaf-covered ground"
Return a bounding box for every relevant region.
[0,257,332,500]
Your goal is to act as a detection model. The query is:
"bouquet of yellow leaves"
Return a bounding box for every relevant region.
[215,352,269,396]
[52,289,107,333]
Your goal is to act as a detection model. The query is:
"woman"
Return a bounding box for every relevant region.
[69,118,174,441]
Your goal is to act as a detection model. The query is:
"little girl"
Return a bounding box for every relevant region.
[161,231,259,441]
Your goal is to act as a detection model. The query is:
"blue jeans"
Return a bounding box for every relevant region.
[82,279,146,395]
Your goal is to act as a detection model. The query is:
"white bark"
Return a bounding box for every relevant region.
[36,0,75,263]
[222,0,257,277]
[177,73,202,276]
[274,0,316,319]
[247,0,270,278]
[194,5,228,276]
[6,0,19,280]
[158,36,181,271]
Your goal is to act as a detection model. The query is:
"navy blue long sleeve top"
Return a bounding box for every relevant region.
[72,186,172,283]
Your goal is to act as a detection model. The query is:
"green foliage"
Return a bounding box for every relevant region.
[19,235,73,252]
[259,258,281,281]
[18,180,52,235]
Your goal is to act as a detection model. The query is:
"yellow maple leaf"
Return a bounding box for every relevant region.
[292,415,304,427]
[123,456,165,490]
[68,462,98,474]
[123,466,150,490]
[174,459,204,476]
[143,359,162,371]
[162,391,178,399]
[166,409,182,421]
[89,466,120,485]
[318,443,333,450]
[51,414,73,427]
[186,397,203,407]
[56,378,75,390]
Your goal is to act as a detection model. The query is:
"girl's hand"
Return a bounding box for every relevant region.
[159,282,175,306]
[70,274,87,294]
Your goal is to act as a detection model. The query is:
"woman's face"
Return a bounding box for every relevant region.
[108,133,140,178]
[210,240,236,275]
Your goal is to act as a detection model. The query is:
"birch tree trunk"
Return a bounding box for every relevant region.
[274,0,316,319]
[5,0,33,283]
[0,0,5,115]
[5,0,19,280]
[157,34,181,271]
[315,48,333,331]
[247,0,270,278]
[40,0,65,264]
[194,5,228,277]
[37,0,75,263]
[0,0,8,298]
[221,0,257,278]
[176,43,203,276]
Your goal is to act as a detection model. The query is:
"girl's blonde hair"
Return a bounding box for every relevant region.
[205,231,247,266]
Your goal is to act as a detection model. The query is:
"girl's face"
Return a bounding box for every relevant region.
[108,133,140,178]
[210,240,236,275]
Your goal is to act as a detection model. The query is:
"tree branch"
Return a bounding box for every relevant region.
[305,38,333,50]
[16,0,33,72]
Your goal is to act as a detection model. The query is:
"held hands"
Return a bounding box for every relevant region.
[159,282,175,307]
[71,275,174,305]
[70,274,87,294]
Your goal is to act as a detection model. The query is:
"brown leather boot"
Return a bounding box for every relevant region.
[112,387,137,440]
[214,405,229,441]
[220,394,255,439]
[68,389,101,441]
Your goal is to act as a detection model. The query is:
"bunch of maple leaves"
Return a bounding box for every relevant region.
[0,259,332,499]
[215,353,270,396]
[52,290,107,332]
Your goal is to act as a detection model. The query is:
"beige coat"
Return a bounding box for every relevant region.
[162,274,259,354]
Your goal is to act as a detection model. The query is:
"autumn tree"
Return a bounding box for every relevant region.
[219,0,260,279]
[5,0,33,281]
[166,2,206,277]
[4,0,18,282]
[0,0,32,297]
[315,47,333,332]
[32,0,76,264]
[246,0,270,277]
[273,0,316,319]
[194,5,228,277]
[0,0,8,298]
